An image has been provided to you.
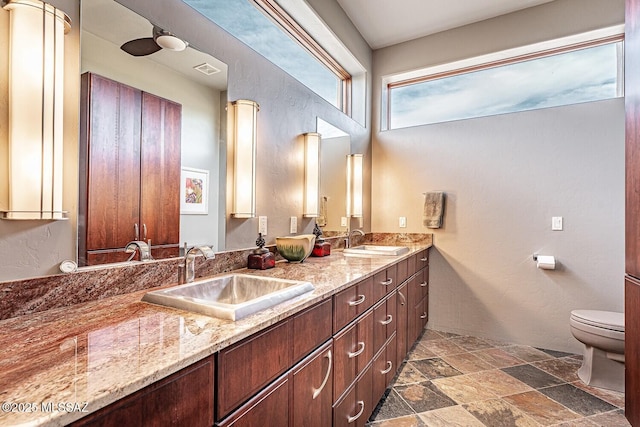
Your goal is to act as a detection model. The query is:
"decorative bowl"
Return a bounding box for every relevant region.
[276,234,316,263]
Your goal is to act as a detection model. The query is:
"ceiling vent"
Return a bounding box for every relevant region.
[194,62,221,76]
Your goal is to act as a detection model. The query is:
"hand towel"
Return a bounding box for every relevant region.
[317,196,327,227]
[423,191,444,228]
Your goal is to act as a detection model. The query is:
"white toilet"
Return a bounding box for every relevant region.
[569,310,625,392]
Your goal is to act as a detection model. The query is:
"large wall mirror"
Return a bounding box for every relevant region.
[317,118,350,235]
[80,0,228,264]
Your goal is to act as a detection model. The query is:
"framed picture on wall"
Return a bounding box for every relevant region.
[180,167,209,215]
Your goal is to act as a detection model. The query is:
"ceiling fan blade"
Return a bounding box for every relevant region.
[120,37,162,56]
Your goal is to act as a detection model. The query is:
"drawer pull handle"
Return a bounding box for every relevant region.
[312,350,332,399]
[420,281,428,287]
[381,360,393,375]
[134,223,139,240]
[348,342,365,358]
[348,295,366,306]
[420,257,428,262]
[420,312,428,319]
[347,401,365,423]
[380,315,393,325]
[381,278,393,286]
[398,290,406,306]
[142,223,148,241]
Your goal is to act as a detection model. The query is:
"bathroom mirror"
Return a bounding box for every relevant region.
[80,0,228,263]
[317,118,350,234]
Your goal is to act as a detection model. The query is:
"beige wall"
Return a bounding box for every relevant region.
[371,0,625,352]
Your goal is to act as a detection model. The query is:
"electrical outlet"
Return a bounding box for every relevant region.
[259,216,267,235]
[399,217,407,228]
[341,217,348,227]
[290,216,297,234]
[552,216,563,231]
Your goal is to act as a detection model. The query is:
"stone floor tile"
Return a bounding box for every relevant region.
[410,358,462,380]
[472,347,527,368]
[371,389,415,421]
[463,398,540,427]
[448,335,494,352]
[502,345,554,362]
[539,384,616,416]
[441,352,495,374]
[431,375,498,404]
[420,338,467,356]
[569,380,625,408]
[503,390,581,425]
[395,381,457,413]
[501,364,565,389]
[417,405,485,427]
[584,409,631,426]
[367,414,426,427]
[468,369,533,396]
[532,357,582,383]
[394,361,428,385]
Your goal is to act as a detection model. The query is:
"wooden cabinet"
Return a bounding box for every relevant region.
[70,356,214,427]
[396,282,409,363]
[627,0,640,423]
[333,309,374,401]
[373,292,397,355]
[333,364,373,427]
[372,335,398,409]
[79,72,181,266]
[372,264,398,303]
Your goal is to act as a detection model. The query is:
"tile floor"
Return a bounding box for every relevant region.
[367,329,629,427]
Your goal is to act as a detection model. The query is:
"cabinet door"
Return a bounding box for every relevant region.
[626,275,640,425]
[396,284,409,363]
[291,341,333,427]
[81,73,141,255]
[217,375,289,427]
[292,299,333,363]
[71,356,214,427]
[140,92,181,247]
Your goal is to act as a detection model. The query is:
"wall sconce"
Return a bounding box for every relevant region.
[2,0,71,220]
[303,132,320,218]
[346,154,363,218]
[230,99,259,218]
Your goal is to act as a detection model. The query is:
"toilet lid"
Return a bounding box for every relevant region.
[571,310,624,332]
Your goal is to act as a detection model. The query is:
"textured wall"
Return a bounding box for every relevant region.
[371,0,625,352]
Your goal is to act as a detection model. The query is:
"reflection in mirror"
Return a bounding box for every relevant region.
[317,118,350,234]
[80,0,228,266]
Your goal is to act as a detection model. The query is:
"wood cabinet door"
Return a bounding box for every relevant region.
[396,283,409,363]
[291,341,333,427]
[292,299,333,363]
[70,356,214,427]
[140,92,181,247]
[81,72,141,253]
[626,275,640,425]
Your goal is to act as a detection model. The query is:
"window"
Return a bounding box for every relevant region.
[183,0,351,112]
[384,28,624,130]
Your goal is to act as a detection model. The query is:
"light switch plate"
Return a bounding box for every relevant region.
[290,216,297,234]
[341,217,348,227]
[259,216,267,235]
[552,216,563,231]
[399,217,407,228]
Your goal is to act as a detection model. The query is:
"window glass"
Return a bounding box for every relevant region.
[388,41,622,129]
[183,0,343,108]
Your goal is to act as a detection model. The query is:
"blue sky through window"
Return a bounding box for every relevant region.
[389,42,621,129]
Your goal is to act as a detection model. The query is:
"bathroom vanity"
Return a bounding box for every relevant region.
[0,240,431,426]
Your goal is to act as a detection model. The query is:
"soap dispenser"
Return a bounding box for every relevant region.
[311,223,331,257]
[248,233,275,270]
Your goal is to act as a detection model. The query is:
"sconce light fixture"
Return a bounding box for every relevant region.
[2,0,71,220]
[346,154,363,218]
[231,99,259,218]
[303,132,320,218]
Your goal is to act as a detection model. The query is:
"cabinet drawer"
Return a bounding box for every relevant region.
[408,270,429,305]
[333,363,373,427]
[293,299,333,363]
[373,292,397,355]
[217,374,289,427]
[217,320,292,419]
[415,249,429,271]
[409,295,429,345]
[333,310,374,401]
[372,335,398,408]
[372,265,397,303]
[334,277,374,332]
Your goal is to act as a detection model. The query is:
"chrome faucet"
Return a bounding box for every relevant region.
[125,240,153,261]
[345,228,365,249]
[184,245,216,283]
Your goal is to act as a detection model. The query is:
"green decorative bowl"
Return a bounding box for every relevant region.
[276,234,316,263]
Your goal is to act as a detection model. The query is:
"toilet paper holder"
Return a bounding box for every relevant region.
[533,254,556,270]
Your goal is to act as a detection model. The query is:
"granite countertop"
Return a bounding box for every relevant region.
[0,241,431,426]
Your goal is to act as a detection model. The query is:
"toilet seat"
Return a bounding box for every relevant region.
[570,310,624,341]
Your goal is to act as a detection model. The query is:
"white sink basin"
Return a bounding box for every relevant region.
[343,245,410,257]
[142,274,314,321]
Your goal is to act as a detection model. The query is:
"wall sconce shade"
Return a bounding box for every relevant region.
[346,154,363,218]
[303,132,320,218]
[2,0,70,220]
[231,99,259,218]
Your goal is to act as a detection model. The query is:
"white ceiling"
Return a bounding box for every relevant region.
[336,0,556,49]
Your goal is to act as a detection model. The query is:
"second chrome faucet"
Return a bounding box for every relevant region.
[183,245,216,284]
